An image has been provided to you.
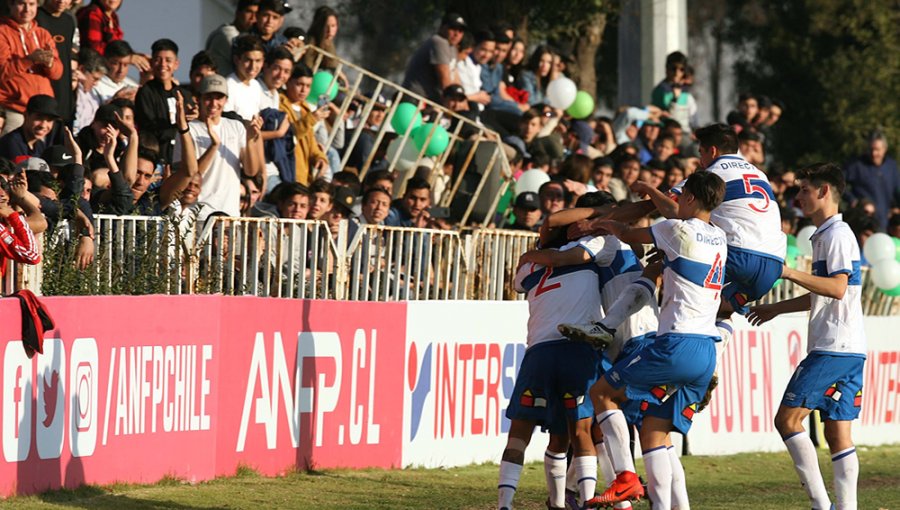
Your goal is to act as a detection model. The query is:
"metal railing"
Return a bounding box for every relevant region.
[465,228,539,301]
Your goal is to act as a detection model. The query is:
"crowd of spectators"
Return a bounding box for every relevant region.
[0,0,895,275]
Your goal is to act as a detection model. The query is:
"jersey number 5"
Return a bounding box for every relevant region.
[741,174,771,213]
[535,267,562,296]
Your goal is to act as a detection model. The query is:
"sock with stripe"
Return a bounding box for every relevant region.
[644,446,672,510]
[498,460,522,509]
[544,450,567,508]
[596,440,616,486]
[668,445,690,509]
[566,457,578,493]
[595,410,636,475]
[832,446,858,510]
[599,277,655,331]
[783,432,831,509]
[714,319,734,364]
[573,455,598,504]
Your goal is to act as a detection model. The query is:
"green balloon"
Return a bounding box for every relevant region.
[881,283,900,297]
[412,123,450,157]
[310,71,338,101]
[786,234,797,247]
[894,236,900,261]
[390,102,423,135]
[566,91,595,119]
[785,245,800,269]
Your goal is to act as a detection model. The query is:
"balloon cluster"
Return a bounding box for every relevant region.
[864,233,900,296]
[387,103,450,165]
[545,77,594,119]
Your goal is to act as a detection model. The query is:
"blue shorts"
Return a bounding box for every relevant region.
[599,334,656,426]
[722,247,783,314]
[507,340,601,434]
[782,352,865,421]
[604,334,716,435]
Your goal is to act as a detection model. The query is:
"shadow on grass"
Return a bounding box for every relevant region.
[37,489,228,510]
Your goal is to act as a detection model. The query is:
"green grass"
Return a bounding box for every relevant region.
[2,446,899,509]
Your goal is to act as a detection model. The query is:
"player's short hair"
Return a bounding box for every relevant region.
[682,170,725,212]
[404,177,431,194]
[576,191,616,208]
[694,123,739,155]
[796,162,845,203]
[151,38,179,56]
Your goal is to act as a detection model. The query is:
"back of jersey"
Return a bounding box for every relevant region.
[514,237,605,349]
[705,155,786,261]
[650,218,727,337]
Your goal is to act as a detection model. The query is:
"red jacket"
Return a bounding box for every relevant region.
[0,212,40,275]
[0,17,62,114]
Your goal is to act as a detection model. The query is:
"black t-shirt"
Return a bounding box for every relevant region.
[35,9,76,125]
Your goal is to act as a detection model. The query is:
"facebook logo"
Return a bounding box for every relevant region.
[3,341,33,462]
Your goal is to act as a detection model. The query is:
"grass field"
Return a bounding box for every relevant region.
[3,445,899,509]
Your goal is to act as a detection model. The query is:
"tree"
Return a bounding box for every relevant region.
[725,0,900,166]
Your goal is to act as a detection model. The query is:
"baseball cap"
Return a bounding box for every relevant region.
[25,95,60,119]
[442,12,467,30]
[259,0,292,15]
[514,191,540,211]
[442,84,466,100]
[41,146,75,167]
[200,74,229,97]
[333,186,359,216]
[283,26,306,42]
[15,157,50,173]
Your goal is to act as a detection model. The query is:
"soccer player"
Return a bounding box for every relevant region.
[747,163,865,510]
[579,171,726,508]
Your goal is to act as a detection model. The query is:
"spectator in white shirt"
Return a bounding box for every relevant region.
[94,40,140,103]
[457,30,494,107]
[225,35,266,121]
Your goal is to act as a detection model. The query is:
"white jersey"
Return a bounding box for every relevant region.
[514,236,605,349]
[808,214,866,356]
[672,154,785,262]
[650,218,727,337]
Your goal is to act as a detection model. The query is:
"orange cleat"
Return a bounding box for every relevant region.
[584,471,644,508]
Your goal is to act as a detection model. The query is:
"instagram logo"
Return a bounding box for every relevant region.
[74,362,92,432]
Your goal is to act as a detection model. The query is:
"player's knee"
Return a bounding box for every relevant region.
[773,408,801,436]
[502,437,529,465]
[547,434,569,453]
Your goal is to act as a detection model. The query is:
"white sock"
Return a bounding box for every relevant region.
[715,319,733,365]
[596,410,636,474]
[574,455,598,503]
[498,460,523,509]
[832,446,858,510]
[566,457,578,493]
[669,445,690,509]
[596,440,616,485]
[784,432,831,509]
[644,446,672,510]
[613,502,633,509]
[600,277,655,330]
[544,450,567,508]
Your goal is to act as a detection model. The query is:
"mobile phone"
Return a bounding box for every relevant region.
[428,206,450,219]
[316,94,329,110]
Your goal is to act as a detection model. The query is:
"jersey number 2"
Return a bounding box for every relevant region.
[535,267,562,296]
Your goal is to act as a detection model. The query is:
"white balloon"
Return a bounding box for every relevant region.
[863,232,895,265]
[795,225,817,256]
[871,259,900,290]
[546,77,577,110]
[385,138,423,173]
[516,169,550,197]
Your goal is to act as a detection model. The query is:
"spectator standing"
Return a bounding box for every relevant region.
[280,62,328,185]
[173,74,262,219]
[73,48,106,134]
[0,0,62,136]
[385,177,431,227]
[307,178,333,220]
[186,50,218,99]
[402,12,466,103]
[303,6,340,71]
[36,0,76,126]
[650,51,697,138]
[135,39,181,165]
[205,0,259,77]
[225,34,266,120]
[76,0,122,55]
[250,0,291,54]
[844,131,900,230]
[94,40,139,103]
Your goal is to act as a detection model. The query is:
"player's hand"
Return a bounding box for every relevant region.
[630,180,655,197]
[645,247,664,264]
[566,218,595,239]
[746,304,780,326]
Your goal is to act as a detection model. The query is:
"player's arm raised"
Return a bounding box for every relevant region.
[567,200,656,239]
[781,266,849,300]
[630,181,679,219]
[518,246,592,268]
[593,219,653,245]
[747,293,812,326]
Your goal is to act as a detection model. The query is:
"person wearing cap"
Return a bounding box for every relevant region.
[205,0,260,77]
[172,73,262,220]
[402,12,466,103]
[326,184,358,239]
[0,95,59,161]
[0,0,63,136]
[135,38,183,166]
[251,0,292,54]
[506,191,542,231]
[74,103,128,174]
[94,40,140,103]
[36,0,77,126]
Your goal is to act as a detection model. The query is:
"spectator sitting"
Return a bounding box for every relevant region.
[241,174,263,215]
[0,163,43,271]
[516,45,556,106]
[664,158,686,190]
[726,92,758,133]
[738,129,765,167]
[504,37,527,88]
[280,62,328,185]
[504,191,541,231]
[591,157,614,192]
[94,40,139,103]
[359,186,390,225]
[402,12,466,103]
[75,103,127,178]
[480,29,524,114]
[225,35,266,120]
[655,134,677,162]
[0,95,59,161]
[362,169,394,196]
[275,182,310,219]
[634,119,661,164]
[250,0,291,54]
[457,30,494,107]
[326,185,358,239]
[205,0,259,77]
[607,154,641,202]
[345,93,388,171]
[259,47,293,110]
[887,213,900,238]
[135,38,182,165]
[307,178,333,220]
[36,0,77,126]
[385,177,431,227]
[538,180,567,218]
[0,0,63,135]
[844,130,899,230]
[73,48,107,134]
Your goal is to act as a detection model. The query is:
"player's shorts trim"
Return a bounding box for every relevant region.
[722,246,784,315]
[781,351,865,421]
[506,340,601,434]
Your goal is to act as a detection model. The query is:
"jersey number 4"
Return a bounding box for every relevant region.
[742,174,771,213]
[704,253,724,291]
[535,267,562,296]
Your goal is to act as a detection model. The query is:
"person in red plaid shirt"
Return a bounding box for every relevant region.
[76,0,123,56]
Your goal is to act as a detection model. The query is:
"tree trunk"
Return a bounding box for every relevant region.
[574,11,607,101]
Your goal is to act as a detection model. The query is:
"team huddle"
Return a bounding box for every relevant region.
[498,124,866,510]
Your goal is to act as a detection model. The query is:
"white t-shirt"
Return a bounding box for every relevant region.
[224,73,265,120]
[94,75,139,104]
[650,218,727,337]
[456,54,483,95]
[514,236,605,349]
[172,117,247,219]
[672,154,785,261]
[259,80,280,110]
[807,214,866,356]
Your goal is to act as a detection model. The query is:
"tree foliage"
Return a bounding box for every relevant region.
[725,0,900,167]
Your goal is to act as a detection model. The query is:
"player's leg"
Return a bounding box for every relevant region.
[824,420,857,510]
[638,417,674,510]
[568,416,598,507]
[498,418,536,510]
[667,436,690,509]
[774,404,832,509]
[546,432,571,509]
